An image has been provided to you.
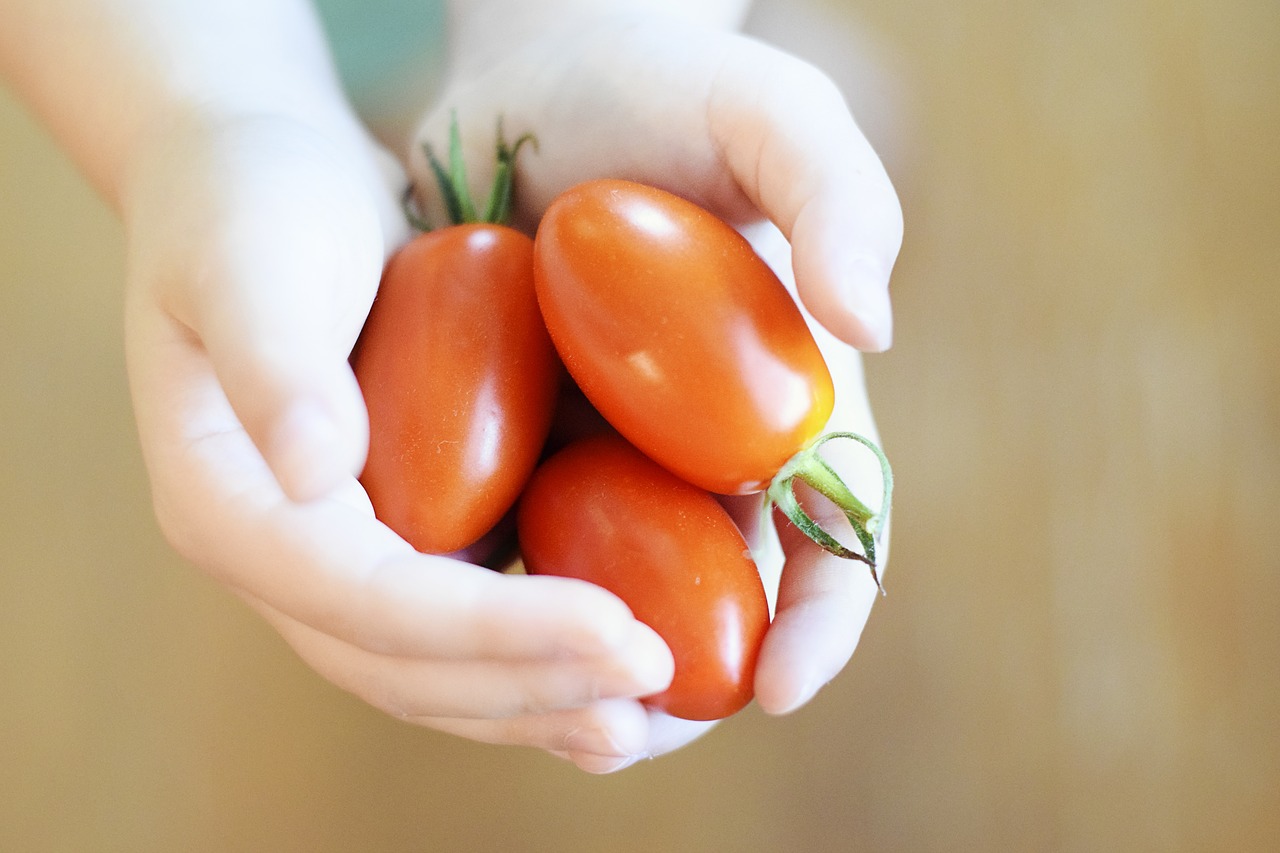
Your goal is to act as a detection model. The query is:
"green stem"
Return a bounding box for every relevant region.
[766,431,894,594]
[400,185,432,232]
[422,140,465,226]
[448,116,478,223]
[414,112,535,230]
[482,119,537,224]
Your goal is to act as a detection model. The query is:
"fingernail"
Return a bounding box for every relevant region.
[571,753,643,775]
[775,675,825,716]
[272,399,345,501]
[564,726,632,758]
[550,748,645,774]
[842,256,894,351]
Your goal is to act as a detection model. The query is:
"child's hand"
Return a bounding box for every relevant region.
[121,110,675,774]
[413,10,902,759]
[415,10,901,351]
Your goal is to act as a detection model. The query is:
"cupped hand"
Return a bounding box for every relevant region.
[120,108,675,773]
[412,13,900,760]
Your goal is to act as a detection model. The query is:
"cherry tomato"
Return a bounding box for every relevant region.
[353,224,559,554]
[517,434,770,721]
[533,179,835,496]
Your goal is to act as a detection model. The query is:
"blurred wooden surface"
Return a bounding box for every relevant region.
[2,0,1276,850]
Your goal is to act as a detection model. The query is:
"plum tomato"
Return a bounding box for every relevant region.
[532,178,835,496]
[352,119,557,555]
[517,434,770,722]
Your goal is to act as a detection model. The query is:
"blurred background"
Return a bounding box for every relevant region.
[2,0,1276,849]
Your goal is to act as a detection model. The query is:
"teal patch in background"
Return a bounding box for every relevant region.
[312,0,445,122]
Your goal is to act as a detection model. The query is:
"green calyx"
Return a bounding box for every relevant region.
[765,432,894,594]
[403,112,536,231]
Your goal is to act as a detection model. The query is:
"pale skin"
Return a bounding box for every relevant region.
[0,0,902,773]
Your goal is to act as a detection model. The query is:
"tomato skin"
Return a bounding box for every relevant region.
[533,179,835,496]
[517,434,770,721]
[352,224,559,555]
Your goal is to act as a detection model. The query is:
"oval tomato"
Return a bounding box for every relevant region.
[533,179,835,496]
[517,434,770,721]
[353,224,559,554]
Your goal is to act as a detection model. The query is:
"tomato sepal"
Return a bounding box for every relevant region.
[765,431,894,594]
[411,112,537,230]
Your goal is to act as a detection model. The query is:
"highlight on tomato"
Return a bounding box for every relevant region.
[517,433,770,722]
[532,179,893,587]
[351,118,559,556]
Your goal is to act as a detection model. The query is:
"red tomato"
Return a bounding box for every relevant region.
[533,179,835,496]
[518,434,770,721]
[353,224,559,554]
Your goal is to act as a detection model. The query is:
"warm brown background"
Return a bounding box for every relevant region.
[2,0,1276,850]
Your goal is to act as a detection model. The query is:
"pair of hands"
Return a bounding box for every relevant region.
[123,12,902,773]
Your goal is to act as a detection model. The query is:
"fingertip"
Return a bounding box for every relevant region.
[792,221,896,352]
[573,600,675,696]
[802,263,894,352]
[549,592,673,698]
[842,255,895,350]
[752,591,867,716]
[642,710,720,757]
[560,698,653,773]
[269,393,366,502]
[569,752,644,775]
[753,635,819,716]
[269,399,344,501]
[550,747,643,775]
[757,670,823,716]
[619,621,676,696]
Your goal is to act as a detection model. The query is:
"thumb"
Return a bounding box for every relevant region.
[201,296,372,504]
[135,119,395,502]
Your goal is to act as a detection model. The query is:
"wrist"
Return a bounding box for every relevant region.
[0,0,360,209]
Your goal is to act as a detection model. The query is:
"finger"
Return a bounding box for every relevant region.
[134,118,391,502]
[411,23,899,352]
[246,596,673,719]
[755,434,886,715]
[416,30,901,348]
[707,40,903,351]
[546,752,645,775]
[643,709,721,758]
[434,35,900,348]
[755,515,880,715]
[417,699,653,773]
[233,512,671,665]
[127,310,675,672]
[550,710,722,770]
